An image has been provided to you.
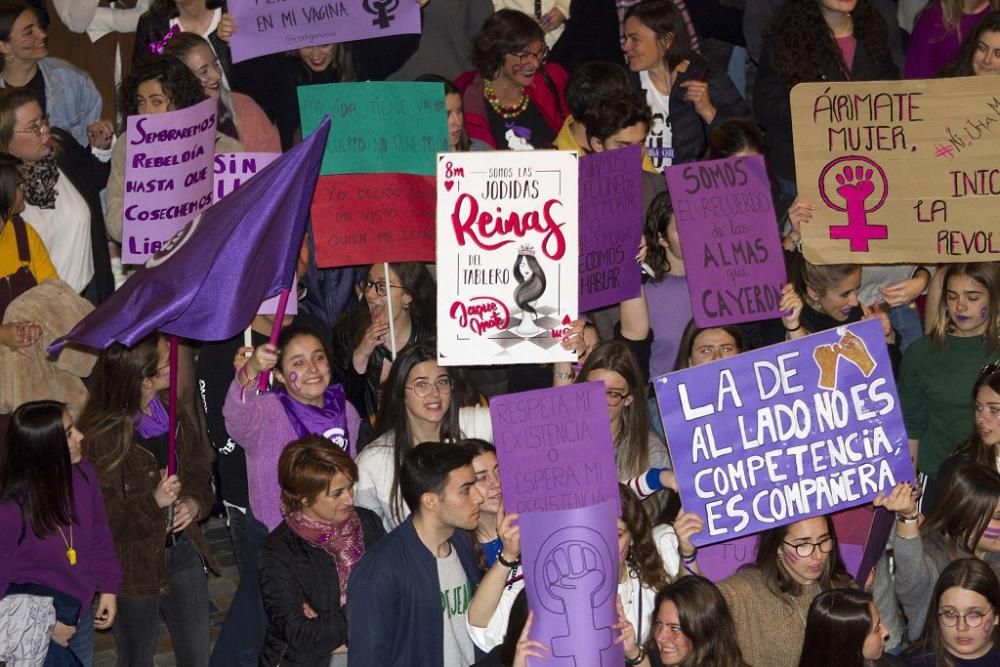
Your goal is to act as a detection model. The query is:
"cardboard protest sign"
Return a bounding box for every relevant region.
[665,155,786,326]
[228,0,421,63]
[310,173,435,267]
[436,151,578,366]
[122,97,216,263]
[791,77,1000,263]
[697,504,891,585]
[491,382,620,515]
[212,152,297,315]
[299,82,448,176]
[578,144,643,312]
[654,319,914,547]
[521,499,624,667]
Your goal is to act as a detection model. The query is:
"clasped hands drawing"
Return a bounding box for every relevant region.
[812,330,877,390]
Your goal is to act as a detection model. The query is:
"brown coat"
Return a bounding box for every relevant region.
[90,408,217,597]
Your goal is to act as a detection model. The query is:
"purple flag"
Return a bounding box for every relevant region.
[49,118,331,352]
[520,499,624,667]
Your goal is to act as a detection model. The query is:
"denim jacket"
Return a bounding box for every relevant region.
[0,58,102,147]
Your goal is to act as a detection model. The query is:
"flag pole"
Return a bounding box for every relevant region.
[384,262,397,362]
[258,288,291,392]
[166,334,178,539]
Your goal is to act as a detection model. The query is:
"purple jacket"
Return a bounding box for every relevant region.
[0,459,122,608]
[223,374,361,530]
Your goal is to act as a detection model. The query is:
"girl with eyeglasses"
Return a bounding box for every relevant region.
[332,262,436,428]
[903,558,1000,666]
[355,339,492,532]
[716,515,855,667]
[797,589,896,667]
[876,464,1000,646]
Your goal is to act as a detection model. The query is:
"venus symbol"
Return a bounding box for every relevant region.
[817,155,889,252]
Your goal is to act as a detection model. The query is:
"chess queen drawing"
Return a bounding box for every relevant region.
[511,244,547,337]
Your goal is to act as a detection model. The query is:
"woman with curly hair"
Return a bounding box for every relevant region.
[906,0,1000,78]
[754,0,897,194]
[939,9,1000,76]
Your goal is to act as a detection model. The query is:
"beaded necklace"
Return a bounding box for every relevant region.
[484,80,528,119]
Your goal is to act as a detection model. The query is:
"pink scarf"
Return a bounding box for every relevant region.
[285,509,365,606]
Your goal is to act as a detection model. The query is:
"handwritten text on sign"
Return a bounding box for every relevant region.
[491,382,621,515]
[228,0,421,64]
[654,319,914,547]
[123,97,216,263]
[791,77,1000,263]
[578,144,643,312]
[665,155,786,326]
[299,82,448,176]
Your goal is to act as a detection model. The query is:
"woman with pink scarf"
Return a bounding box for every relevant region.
[258,436,385,667]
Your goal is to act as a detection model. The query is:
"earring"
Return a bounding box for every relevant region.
[402,302,411,310]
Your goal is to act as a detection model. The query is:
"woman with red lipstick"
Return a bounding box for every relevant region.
[900,262,1000,511]
[622,0,749,173]
[902,558,1000,667]
[877,465,1000,646]
[717,515,855,667]
[457,9,569,150]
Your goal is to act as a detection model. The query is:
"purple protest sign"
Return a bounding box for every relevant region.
[229,0,421,64]
[654,319,914,547]
[123,97,216,264]
[491,382,620,515]
[579,144,643,312]
[521,499,624,667]
[664,155,786,327]
[212,152,297,316]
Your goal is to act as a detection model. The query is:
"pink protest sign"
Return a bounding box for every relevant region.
[212,152,297,316]
[123,97,216,264]
[229,0,422,64]
[665,155,786,327]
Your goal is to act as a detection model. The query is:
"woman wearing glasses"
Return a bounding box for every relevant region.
[456,9,569,150]
[716,515,854,667]
[876,464,1000,646]
[333,262,435,429]
[903,558,1000,666]
[355,339,492,532]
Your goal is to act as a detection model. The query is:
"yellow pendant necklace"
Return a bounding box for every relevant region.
[56,525,76,566]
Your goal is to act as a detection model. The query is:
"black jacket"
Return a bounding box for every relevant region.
[629,52,751,166]
[133,12,234,85]
[753,35,899,184]
[53,128,113,304]
[258,507,385,667]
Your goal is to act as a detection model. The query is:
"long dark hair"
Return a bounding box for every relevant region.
[369,339,461,523]
[940,11,1000,76]
[798,589,877,667]
[921,462,1000,556]
[0,1,37,45]
[619,484,670,590]
[415,73,469,151]
[338,262,436,352]
[911,558,1000,667]
[645,576,749,667]
[951,364,1000,468]
[623,0,693,71]
[643,189,675,281]
[766,0,891,86]
[119,55,207,121]
[0,401,78,541]
[752,515,853,598]
[0,151,19,219]
[673,319,744,371]
[512,250,546,316]
[161,31,239,140]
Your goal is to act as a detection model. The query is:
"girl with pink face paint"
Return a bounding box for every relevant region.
[877,464,1000,647]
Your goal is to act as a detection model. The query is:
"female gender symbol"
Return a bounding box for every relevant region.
[817,155,889,252]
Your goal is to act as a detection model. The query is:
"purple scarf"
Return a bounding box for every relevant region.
[285,509,365,606]
[135,396,169,438]
[275,384,351,455]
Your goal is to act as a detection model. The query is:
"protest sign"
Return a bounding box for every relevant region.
[310,173,435,267]
[212,152,297,315]
[228,0,421,63]
[299,82,448,176]
[791,77,1000,263]
[491,382,620,515]
[436,151,578,366]
[521,499,624,667]
[578,144,643,312]
[122,97,216,263]
[654,319,914,547]
[665,155,786,326]
[697,504,891,585]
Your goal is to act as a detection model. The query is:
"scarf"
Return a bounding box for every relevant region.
[18,154,60,210]
[275,383,351,455]
[134,395,169,438]
[285,509,365,606]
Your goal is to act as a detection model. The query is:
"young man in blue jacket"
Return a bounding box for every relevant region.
[347,442,485,666]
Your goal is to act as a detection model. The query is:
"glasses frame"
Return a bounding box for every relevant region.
[15,114,50,136]
[605,390,631,407]
[509,46,549,65]
[405,376,454,398]
[361,279,403,297]
[781,537,836,559]
[938,608,993,629]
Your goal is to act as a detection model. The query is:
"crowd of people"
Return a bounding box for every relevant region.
[1,0,1000,666]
